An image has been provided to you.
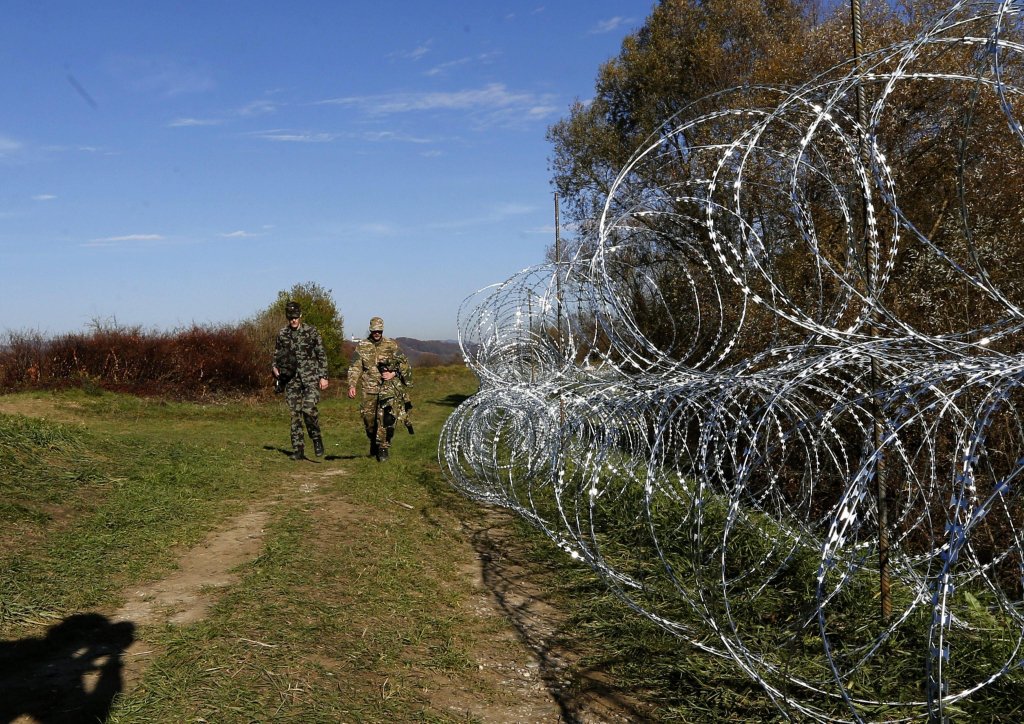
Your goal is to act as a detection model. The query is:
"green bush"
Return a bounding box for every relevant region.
[241,281,346,378]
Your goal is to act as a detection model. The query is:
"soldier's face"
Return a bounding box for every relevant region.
[370,330,382,339]
[288,317,301,328]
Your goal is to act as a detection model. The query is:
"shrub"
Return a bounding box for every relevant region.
[0,324,264,398]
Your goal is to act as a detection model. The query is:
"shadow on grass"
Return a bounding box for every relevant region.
[263,445,362,463]
[0,613,135,724]
[429,393,471,408]
[417,468,652,722]
[469,516,652,722]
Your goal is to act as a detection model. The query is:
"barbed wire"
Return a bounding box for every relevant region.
[440,1,1024,720]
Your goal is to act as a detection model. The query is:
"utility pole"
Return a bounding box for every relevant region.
[555,192,563,350]
[851,0,891,623]
[555,192,565,426]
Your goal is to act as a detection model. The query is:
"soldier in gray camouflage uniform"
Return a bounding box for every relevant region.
[273,301,329,460]
[347,316,413,462]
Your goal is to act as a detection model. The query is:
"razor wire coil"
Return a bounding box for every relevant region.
[440,2,1024,720]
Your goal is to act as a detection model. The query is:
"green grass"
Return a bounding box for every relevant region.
[4,366,1023,721]
[3,367,555,721]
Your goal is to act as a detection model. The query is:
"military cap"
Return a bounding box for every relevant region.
[369,316,384,331]
[285,301,302,319]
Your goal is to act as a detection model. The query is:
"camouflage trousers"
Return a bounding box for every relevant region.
[359,394,409,450]
[285,381,322,451]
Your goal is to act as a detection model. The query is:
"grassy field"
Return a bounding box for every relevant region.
[7,365,1019,722]
[0,366,683,722]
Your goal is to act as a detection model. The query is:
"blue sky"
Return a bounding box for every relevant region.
[1,2,652,341]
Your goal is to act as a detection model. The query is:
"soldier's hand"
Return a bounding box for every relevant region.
[348,386,356,399]
[319,378,329,391]
[381,370,397,381]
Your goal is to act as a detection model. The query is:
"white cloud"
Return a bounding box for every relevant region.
[32,194,57,201]
[361,130,433,144]
[317,83,559,127]
[168,117,224,127]
[428,202,537,230]
[83,233,164,248]
[327,221,402,239]
[102,233,163,242]
[525,104,559,119]
[424,57,471,77]
[219,230,260,238]
[391,41,433,62]
[39,144,110,154]
[591,16,635,34]
[249,129,338,143]
[359,222,399,236]
[239,99,278,116]
[425,52,500,78]
[0,134,23,155]
[106,54,216,97]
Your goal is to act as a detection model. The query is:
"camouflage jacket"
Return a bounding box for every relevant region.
[273,324,327,386]
[346,336,412,398]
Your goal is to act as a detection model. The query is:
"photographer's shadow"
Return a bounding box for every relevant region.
[0,613,135,723]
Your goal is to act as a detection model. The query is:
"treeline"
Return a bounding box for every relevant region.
[1,280,463,398]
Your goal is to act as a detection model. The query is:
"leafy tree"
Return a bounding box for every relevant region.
[547,0,1024,363]
[548,0,822,230]
[244,282,347,377]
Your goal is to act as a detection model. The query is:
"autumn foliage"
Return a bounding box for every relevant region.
[0,325,266,398]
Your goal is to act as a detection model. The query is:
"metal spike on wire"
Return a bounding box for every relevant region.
[440,1,1024,720]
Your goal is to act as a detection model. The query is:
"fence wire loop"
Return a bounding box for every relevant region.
[441,2,1024,720]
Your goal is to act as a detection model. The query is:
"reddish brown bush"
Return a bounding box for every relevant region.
[0,325,266,398]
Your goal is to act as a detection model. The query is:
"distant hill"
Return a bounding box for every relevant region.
[340,337,465,368]
[395,337,465,366]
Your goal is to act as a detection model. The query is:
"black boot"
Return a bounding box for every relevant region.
[405,421,414,435]
[369,440,379,458]
[377,447,389,462]
[290,447,306,461]
[313,437,324,457]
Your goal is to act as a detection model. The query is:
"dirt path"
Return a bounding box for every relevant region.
[6,464,630,724]
[0,398,639,722]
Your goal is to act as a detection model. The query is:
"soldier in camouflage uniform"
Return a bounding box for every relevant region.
[273,301,329,460]
[347,316,413,462]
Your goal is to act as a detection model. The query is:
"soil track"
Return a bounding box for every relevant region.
[1,462,638,723]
